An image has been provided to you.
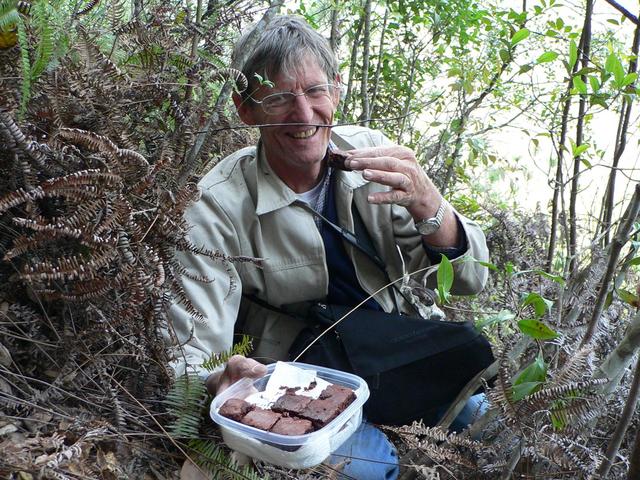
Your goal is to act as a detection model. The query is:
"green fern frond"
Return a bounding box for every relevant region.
[16,15,30,115]
[0,8,19,31]
[188,438,266,480]
[165,373,208,439]
[201,335,253,372]
[30,0,54,80]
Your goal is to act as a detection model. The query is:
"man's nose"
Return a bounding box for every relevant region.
[288,93,315,121]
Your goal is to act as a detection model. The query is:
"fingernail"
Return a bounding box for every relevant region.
[348,159,360,169]
[362,169,372,179]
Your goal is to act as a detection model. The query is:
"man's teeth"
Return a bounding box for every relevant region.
[291,128,316,139]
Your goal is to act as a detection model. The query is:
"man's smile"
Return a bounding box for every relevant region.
[289,127,318,139]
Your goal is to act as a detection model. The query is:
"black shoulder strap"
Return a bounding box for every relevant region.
[297,201,386,272]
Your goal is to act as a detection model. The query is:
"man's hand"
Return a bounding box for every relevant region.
[344,146,460,247]
[205,354,267,395]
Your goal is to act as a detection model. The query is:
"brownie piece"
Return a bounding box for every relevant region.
[319,384,356,404]
[218,398,253,422]
[241,407,282,431]
[300,385,356,428]
[327,149,351,171]
[272,393,313,416]
[270,416,315,436]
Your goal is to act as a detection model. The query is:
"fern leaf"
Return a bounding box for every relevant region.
[0,8,19,32]
[74,0,100,17]
[30,0,54,80]
[188,438,265,480]
[16,15,30,115]
[165,373,208,439]
[201,335,253,372]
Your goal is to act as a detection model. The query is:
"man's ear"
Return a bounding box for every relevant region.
[233,91,257,125]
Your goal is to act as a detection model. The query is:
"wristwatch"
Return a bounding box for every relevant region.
[414,200,447,236]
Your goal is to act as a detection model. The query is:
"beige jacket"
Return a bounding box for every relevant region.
[168,125,489,375]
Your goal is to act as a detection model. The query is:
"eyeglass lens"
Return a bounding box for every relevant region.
[260,84,334,114]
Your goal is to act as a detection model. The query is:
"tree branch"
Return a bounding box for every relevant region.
[582,183,640,346]
[603,0,640,25]
[592,354,640,479]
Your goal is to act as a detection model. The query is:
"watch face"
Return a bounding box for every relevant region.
[417,220,439,235]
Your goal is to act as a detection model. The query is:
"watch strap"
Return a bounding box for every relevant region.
[414,199,447,234]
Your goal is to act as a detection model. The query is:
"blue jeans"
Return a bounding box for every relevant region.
[325,394,487,479]
[327,420,399,480]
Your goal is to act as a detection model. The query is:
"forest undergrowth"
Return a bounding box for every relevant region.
[1,1,640,479]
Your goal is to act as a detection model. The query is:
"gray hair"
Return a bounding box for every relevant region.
[233,15,339,99]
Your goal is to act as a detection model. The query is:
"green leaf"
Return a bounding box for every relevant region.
[629,257,640,266]
[437,254,454,304]
[510,28,530,46]
[515,353,547,385]
[499,48,511,63]
[533,270,566,285]
[521,292,553,317]
[512,353,547,401]
[581,157,593,168]
[605,53,625,85]
[572,76,587,94]
[476,309,515,329]
[618,289,640,307]
[622,72,638,87]
[512,381,544,401]
[537,51,558,63]
[569,40,578,70]
[572,143,589,157]
[518,319,559,340]
[589,75,601,92]
[519,64,533,74]
[477,260,498,271]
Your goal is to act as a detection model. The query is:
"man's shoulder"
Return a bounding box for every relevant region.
[331,125,391,149]
[198,146,257,191]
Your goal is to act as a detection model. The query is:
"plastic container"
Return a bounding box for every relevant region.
[210,361,370,469]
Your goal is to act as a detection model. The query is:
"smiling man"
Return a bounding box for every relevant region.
[169,15,490,479]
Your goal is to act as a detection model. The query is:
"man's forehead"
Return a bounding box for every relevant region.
[266,57,328,87]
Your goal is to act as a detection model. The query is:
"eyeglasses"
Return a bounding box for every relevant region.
[250,83,338,115]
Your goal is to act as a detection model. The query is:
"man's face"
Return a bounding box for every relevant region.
[236,56,340,180]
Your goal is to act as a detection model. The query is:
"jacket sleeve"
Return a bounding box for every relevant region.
[335,125,490,296]
[391,203,489,296]
[166,188,242,377]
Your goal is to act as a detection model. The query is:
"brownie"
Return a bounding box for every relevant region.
[218,398,253,422]
[300,385,356,428]
[241,407,282,431]
[272,393,313,416]
[327,149,351,171]
[270,416,314,436]
[319,384,356,404]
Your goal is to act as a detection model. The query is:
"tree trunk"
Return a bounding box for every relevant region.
[178,0,283,184]
[397,48,418,142]
[369,7,388,120]
[358,0,372,126]
[329,0,340,53]
[568,0,594,275]
[340,17,363,120]
[583,184,640,347]
[598,18,640,246]
[592,355,640,479]
[546,44,583,271]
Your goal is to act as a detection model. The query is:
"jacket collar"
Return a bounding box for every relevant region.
[254,140,369,216]
[255,141,300,216]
